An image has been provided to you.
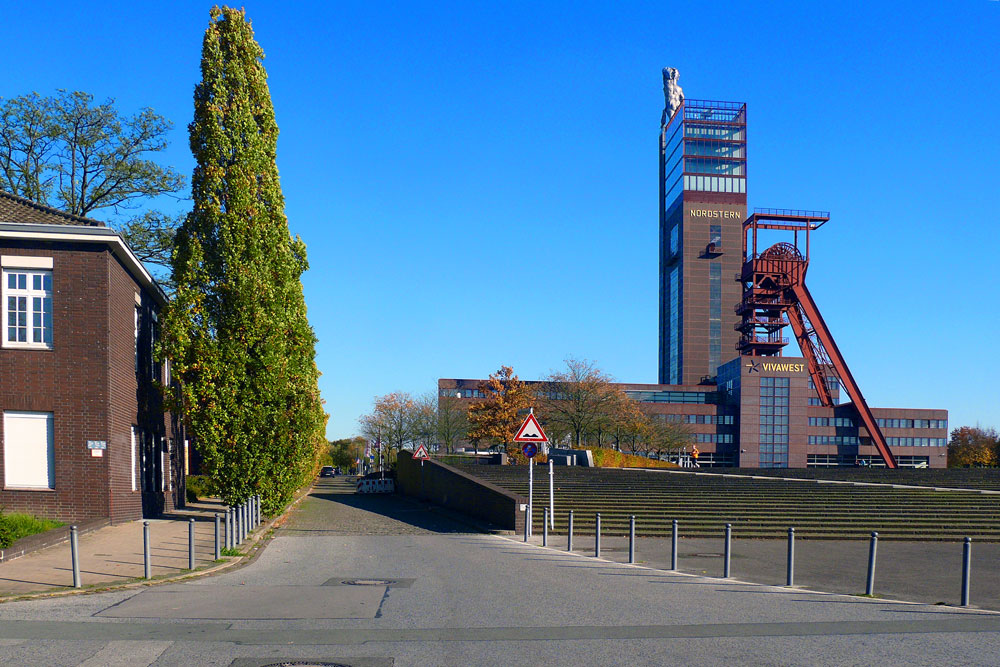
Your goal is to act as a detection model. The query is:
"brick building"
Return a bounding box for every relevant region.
[436,81,948,470]
[0,191,185,522]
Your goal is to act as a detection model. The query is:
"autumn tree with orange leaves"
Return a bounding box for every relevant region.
[467,366,535,455]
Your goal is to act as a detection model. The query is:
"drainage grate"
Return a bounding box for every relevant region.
[322,577,414,588]
[229,659,392,667]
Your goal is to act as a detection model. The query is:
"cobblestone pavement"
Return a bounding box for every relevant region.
[280,477,476,536]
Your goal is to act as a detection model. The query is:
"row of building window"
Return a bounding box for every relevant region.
[663,414,734,425]
[808,417,947,430]
[627,390,716,404]
[808,417,856,428]
[887,437,946,447]
[683,174,746,194]
[879,418,946,429]
[440,388,485,399]
[809,435,860,446]
[694,433,734,444]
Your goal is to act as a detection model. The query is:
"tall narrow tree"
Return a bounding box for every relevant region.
[162,7,326,512]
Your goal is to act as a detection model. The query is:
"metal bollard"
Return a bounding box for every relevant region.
[143,521,152,579]
[214,514,221,560]
[240,502,246,542]
[786,527,795,587]
[225,508,232,550]
[961,537,972,607]
[523,504,529,543]
[629,516,636,564]
[543,508,549,547]
[237,505,243,545]
[595,513,601,558]
[567,510,574,552]
[724,524,732,578]
[671,519,678,570]
[866,532,878,595]
[188,518,196,570]
[70,525,81,588]
[256,495,261,526]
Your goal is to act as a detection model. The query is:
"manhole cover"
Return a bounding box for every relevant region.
[341,579,395,586]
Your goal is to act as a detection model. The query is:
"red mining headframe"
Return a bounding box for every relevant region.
[736,208,897,468]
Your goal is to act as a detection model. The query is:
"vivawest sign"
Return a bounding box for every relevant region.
[745,360,805,374]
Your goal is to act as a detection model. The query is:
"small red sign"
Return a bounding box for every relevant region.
[513,412,548,443]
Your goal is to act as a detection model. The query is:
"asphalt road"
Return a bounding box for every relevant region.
[1,477,999,666]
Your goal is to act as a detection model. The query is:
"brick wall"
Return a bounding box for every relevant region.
[0,239,182,522]
[0,242,111,521]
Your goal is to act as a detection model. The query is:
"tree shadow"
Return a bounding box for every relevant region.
[288,481,479,535]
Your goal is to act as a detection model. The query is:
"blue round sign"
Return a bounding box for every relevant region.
[522,443,537,458]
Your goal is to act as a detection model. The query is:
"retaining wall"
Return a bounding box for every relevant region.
[396,450,525,533]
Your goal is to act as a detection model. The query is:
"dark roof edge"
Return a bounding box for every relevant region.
[0,190,105,227]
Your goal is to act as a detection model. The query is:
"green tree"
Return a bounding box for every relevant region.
[162,7,326,513]
[467,366,535,456]
[0,90,185,277]
[948,426,999,468]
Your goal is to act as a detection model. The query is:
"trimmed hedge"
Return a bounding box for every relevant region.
[587,449,678,469]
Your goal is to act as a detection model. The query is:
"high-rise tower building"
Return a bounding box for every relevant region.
[658,73,747,385]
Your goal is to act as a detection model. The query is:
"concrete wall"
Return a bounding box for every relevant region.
[396,450,525,533]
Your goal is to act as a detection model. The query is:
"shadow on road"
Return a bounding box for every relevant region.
[284,478,477,535]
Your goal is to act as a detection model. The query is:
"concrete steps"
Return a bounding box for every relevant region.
[454,464,1000,541]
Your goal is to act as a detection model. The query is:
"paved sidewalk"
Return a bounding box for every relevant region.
[520,528,1000,610]
[0,501,239,597]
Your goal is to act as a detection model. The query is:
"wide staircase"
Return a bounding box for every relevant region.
[452,464,1000,541]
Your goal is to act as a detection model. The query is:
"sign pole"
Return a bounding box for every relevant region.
[528,457,533,538]
[548,458,555,530]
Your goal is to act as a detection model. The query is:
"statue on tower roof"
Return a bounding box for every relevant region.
[661,67,684,129]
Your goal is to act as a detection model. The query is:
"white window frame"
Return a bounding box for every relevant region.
[3,267,53,349]
[3,411,55,489]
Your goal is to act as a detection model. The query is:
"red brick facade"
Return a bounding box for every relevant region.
[0,193,184,522]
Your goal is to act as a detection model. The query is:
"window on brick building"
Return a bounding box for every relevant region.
[3,411,55,489]
[3,269,53,348]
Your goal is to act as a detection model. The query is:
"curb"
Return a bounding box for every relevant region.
[0,483,314,604]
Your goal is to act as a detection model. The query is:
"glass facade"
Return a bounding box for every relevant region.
[668,265,681,384]
[759,377,789,467]
[709,263,722,372]
[663,100,747,205]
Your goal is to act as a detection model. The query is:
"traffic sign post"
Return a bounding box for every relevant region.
[514,409,548,539]
[413,444,429,467]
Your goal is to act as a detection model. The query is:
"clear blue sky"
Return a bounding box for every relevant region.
[3,1,998,439]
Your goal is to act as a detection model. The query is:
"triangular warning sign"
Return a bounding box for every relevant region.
[413,444,430,460]
[513,412,548,442]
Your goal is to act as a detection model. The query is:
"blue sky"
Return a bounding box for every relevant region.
[3,1,998,439]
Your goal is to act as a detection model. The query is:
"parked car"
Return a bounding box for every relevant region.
[319,466,335,477]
